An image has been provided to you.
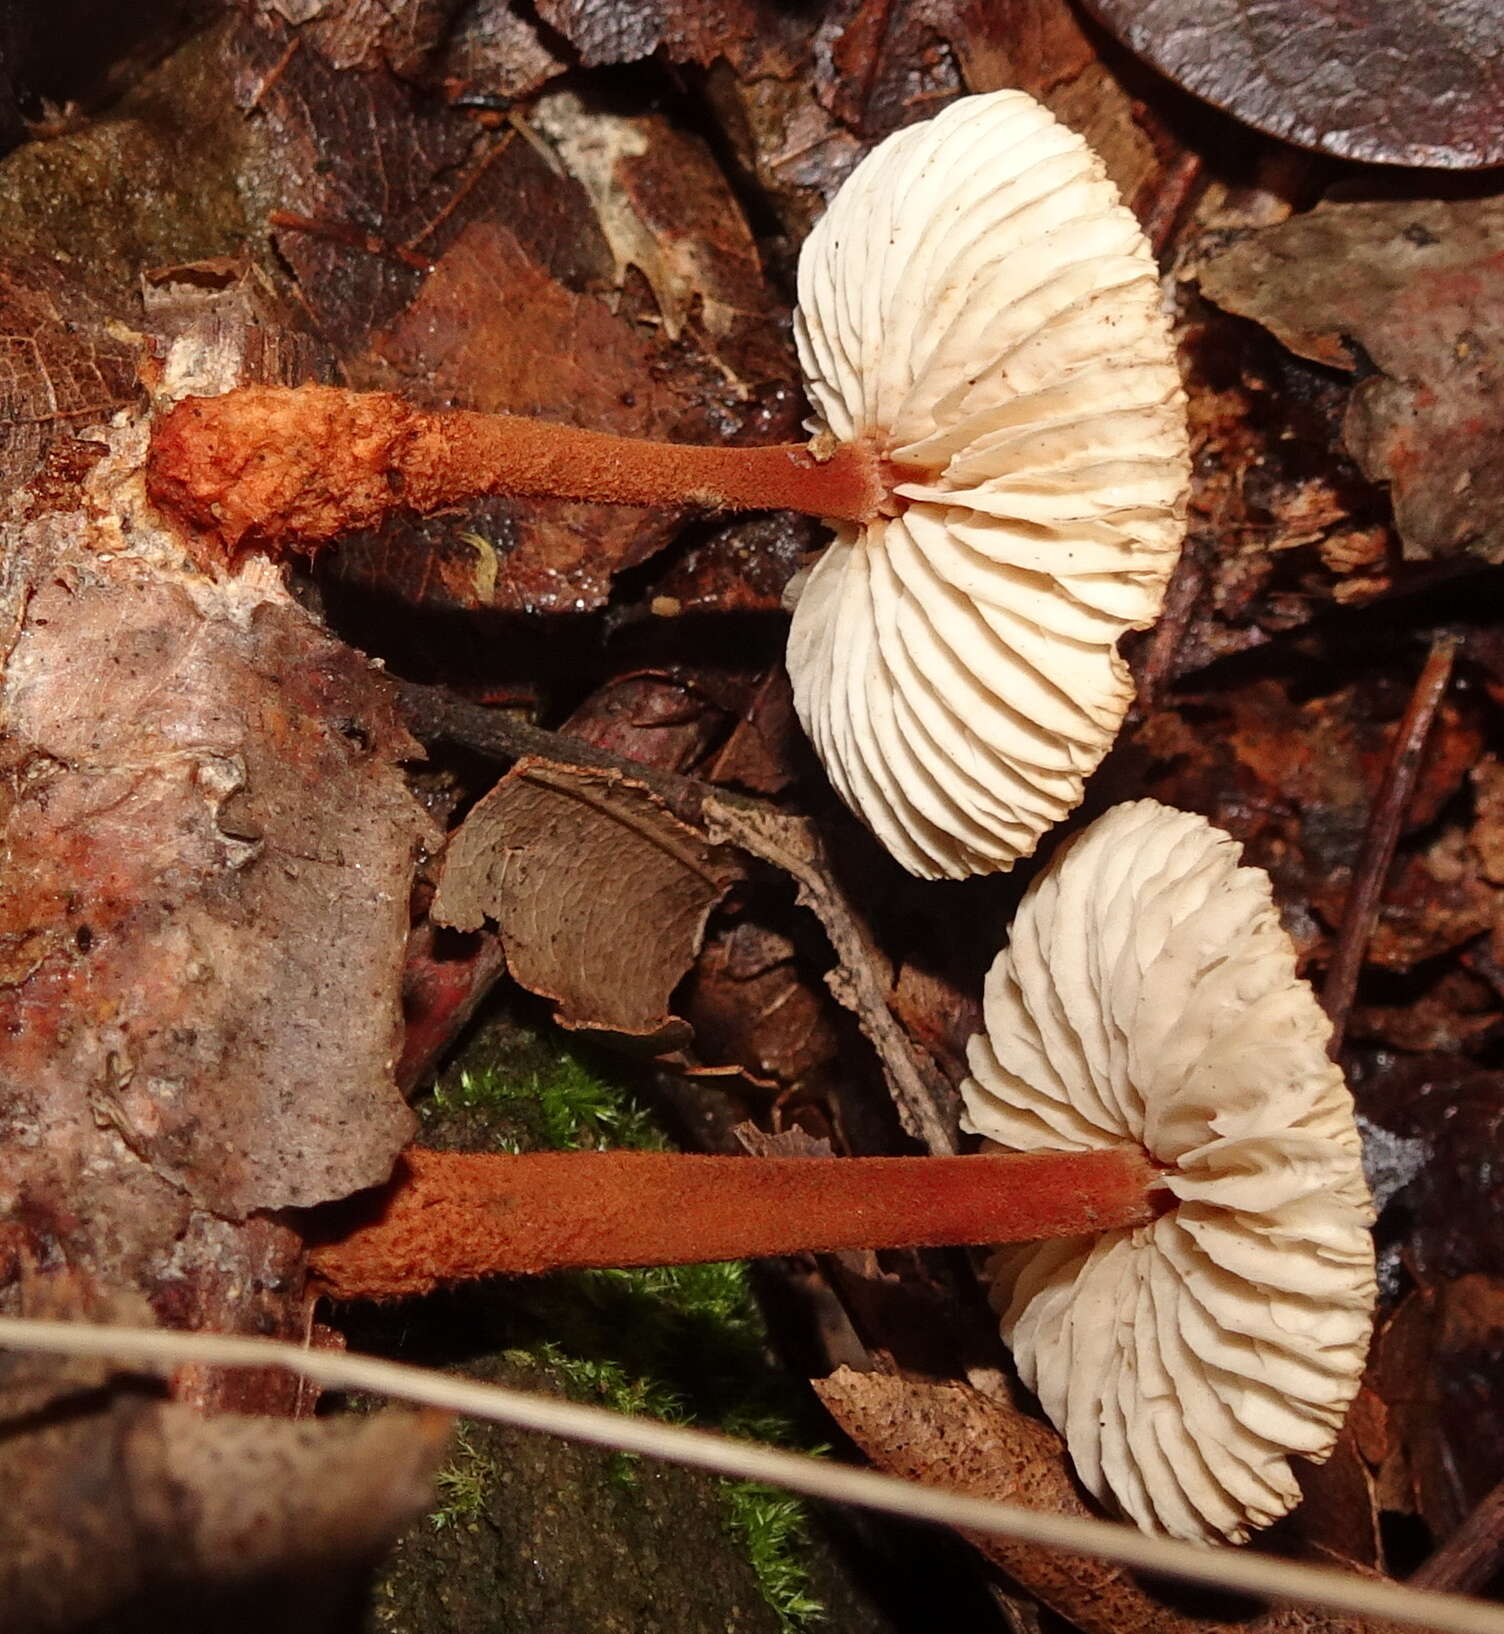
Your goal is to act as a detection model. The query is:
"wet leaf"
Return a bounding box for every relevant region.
[1356,1056,1504,1285]
[317,83,801,616]
[0,257,433,1441]
[683,919,839,1089]
[246,0,464,76]
[561,672,727,775]
[1369,1279,1504,1544]
[1084,0,1504,167]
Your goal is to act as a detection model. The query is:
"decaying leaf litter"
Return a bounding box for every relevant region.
[1,2,1503,1632]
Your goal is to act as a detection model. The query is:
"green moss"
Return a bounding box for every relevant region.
[418,1020,826,1631]
[429,1428,498,1535]
[425,1034,664,1154]
[723,1485,828,1632]
[504,1264,827,1631]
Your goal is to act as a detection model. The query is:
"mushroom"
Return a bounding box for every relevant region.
[310,800,1372,1545]
[146,91,1188,879]
[961,798,1377,1544]
[786,92,1190,878]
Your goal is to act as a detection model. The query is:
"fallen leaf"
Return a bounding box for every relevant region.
[0,1366,446,1634]
[434,4,567,103]
[530,88,777,343]
[1200,198,1504,565]
[320,90,801,615]
[1470,758,1504,884]
[0,256,434,1444]
[229,13,476,344]
[1369,1279,1504,1545]
[248,0,463,76]
[0,561,428,1218]
[703,798,961,1153]
[432,756,739,1050]
[816,1367,1406,1634]
[683,918,840,1089]
[0,262,139,489]
[562,672,726,776]
[1356,1056,1504,1285]
[1084,0,1504,167]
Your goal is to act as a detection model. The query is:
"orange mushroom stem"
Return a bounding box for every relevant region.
[147,385,910,563]
[308,1145,1167,1301]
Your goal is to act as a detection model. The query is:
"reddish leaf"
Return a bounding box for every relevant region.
[245,0,464,76]
[0,262,138,489]
[1200,198,1504,565]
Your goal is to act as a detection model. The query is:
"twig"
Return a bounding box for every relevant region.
[395,681,959,1151]
[1,1316,1501,1634]
[1134,547,1207,711]
[1412,1476,1504,1595]
[1141,150,1206,258]
[267,212,434,271]
[1321,634,1459,1053]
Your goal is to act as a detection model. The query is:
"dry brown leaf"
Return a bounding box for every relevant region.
[1200,199,1504,566]
[392,686,961,1150]
[0,262,139,490]
[432,756,738,1049]
[816,1367,1408,1634]
[248,0,463,76]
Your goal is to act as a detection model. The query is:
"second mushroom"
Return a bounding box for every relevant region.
[311,799,1376,1545]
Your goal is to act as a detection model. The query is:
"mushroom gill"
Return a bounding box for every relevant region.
[961,799,1376,1544]
[789,91,1190,878]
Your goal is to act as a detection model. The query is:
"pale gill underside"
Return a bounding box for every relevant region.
[961,800,1377,1543]
[789,90,1190,878]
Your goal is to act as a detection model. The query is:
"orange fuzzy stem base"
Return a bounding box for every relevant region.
[147,385,893,561]
[309,1147,1165,1301]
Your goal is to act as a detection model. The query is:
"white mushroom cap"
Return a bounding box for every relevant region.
[961,800,1377,1545]
[788,91,1190,880]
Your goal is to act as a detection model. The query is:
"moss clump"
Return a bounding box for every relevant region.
[424,1031,664,1154]
[724,1485,828,1633]
[416,1018,826,1631]
[429,1428,498,1535]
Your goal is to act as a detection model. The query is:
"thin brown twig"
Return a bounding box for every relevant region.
[1134,546,1207,711]
[1411,1477,1504,1595]
[400,129,515,256]
[267,212,434,271]
[1321,633,1459,1053]
[1141,150,1207,259]
[393,680,960,1153]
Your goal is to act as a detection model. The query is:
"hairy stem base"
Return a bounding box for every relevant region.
[147,385,895,561]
